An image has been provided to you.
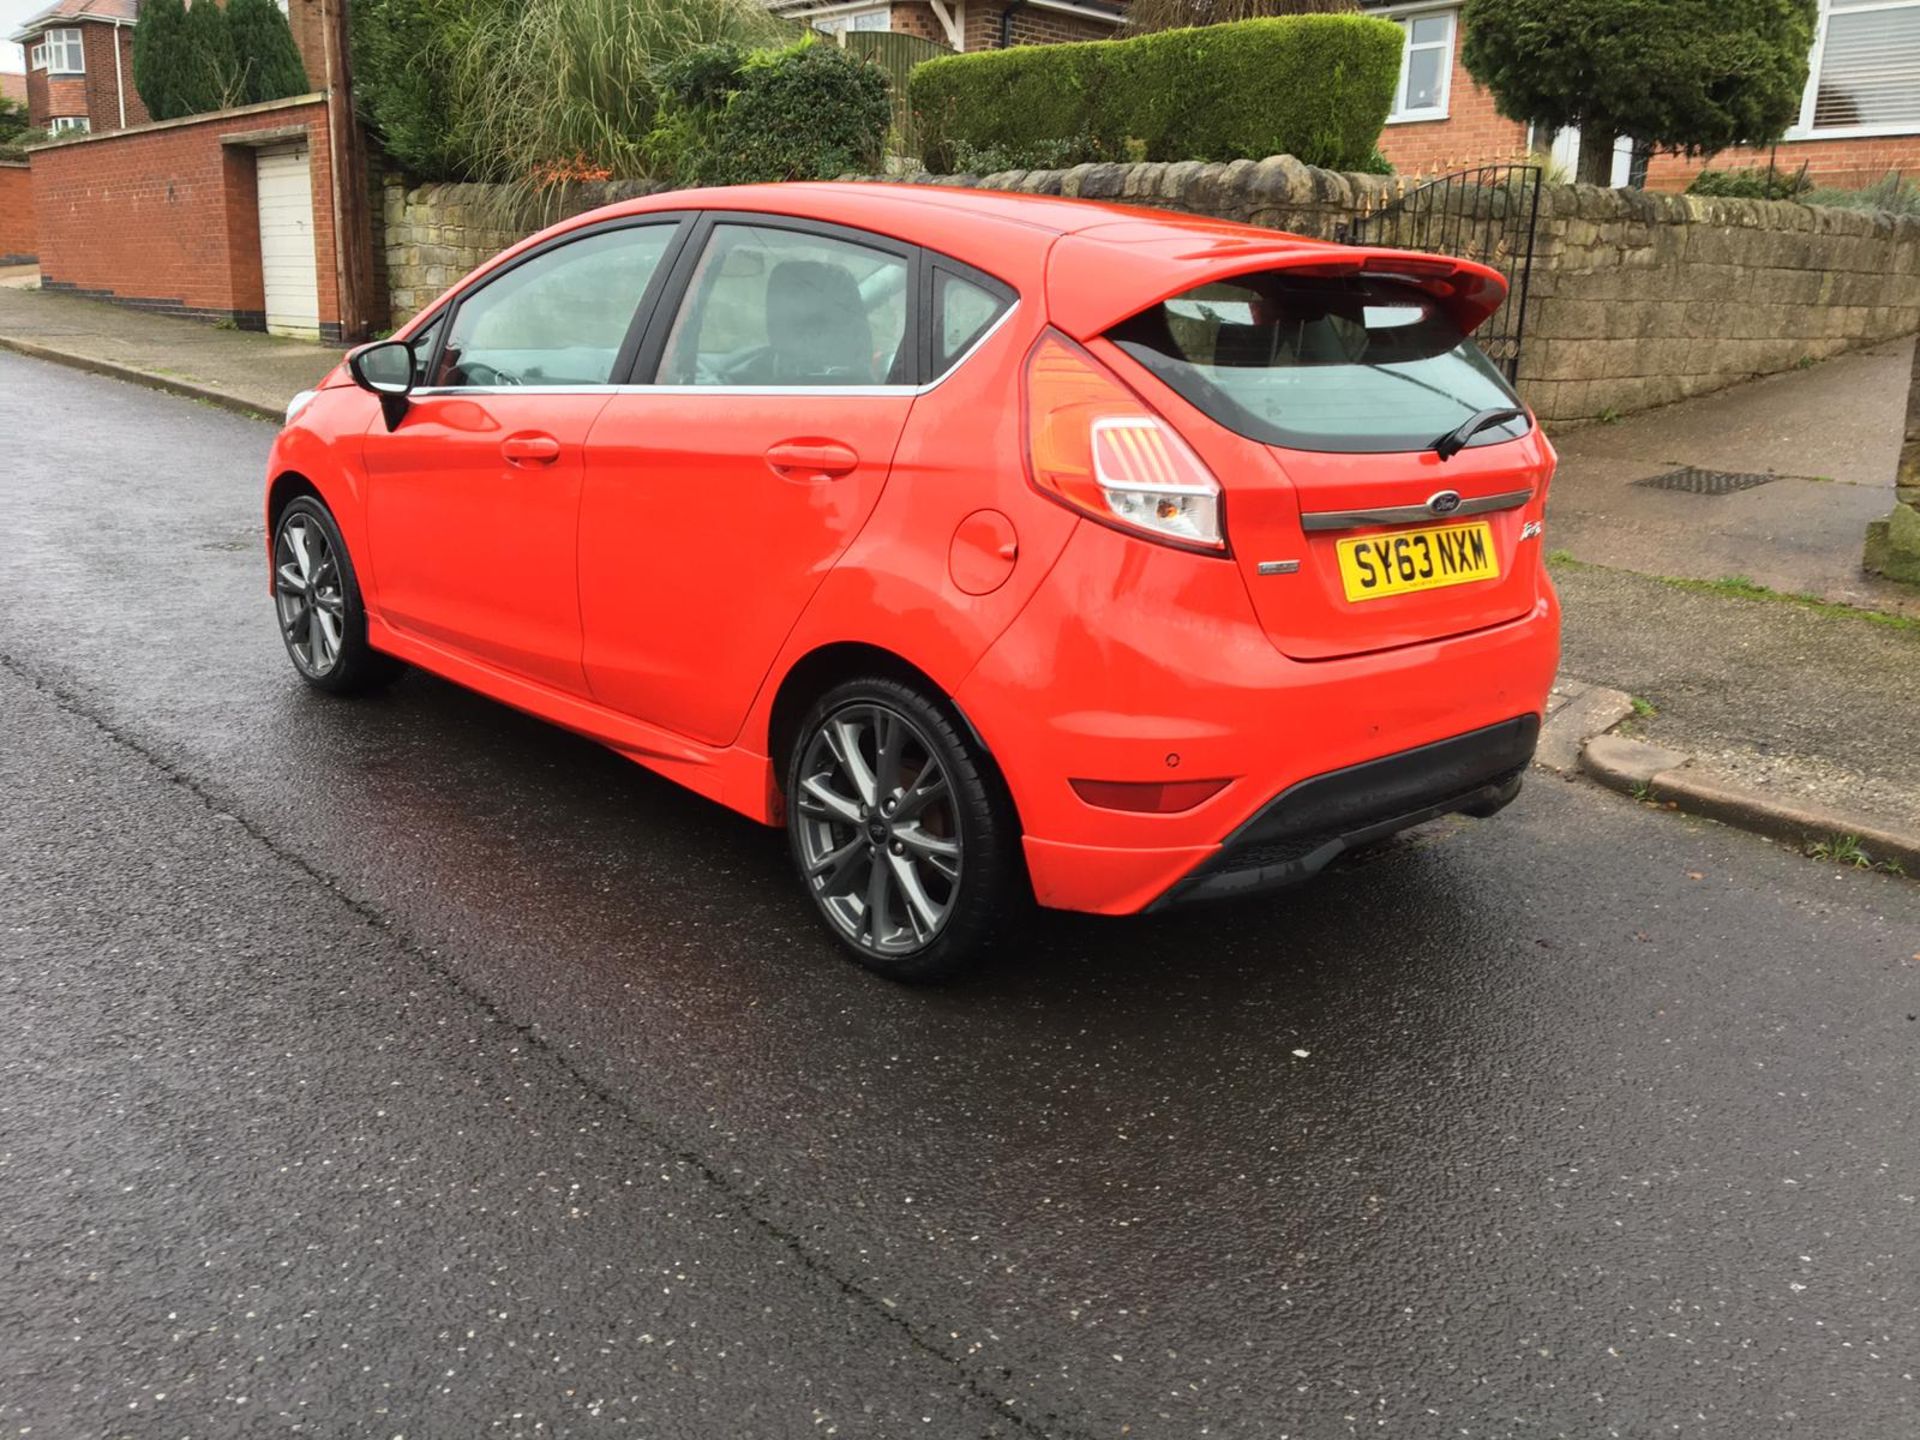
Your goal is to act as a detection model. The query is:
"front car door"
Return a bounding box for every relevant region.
[578,217,919,746]
[362,218,685,695]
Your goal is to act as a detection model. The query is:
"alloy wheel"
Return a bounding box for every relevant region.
[274,513,347,677]
[794,702,963,956]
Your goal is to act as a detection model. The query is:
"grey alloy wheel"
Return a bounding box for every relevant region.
[274,510,347,678]
[793,701,964,957]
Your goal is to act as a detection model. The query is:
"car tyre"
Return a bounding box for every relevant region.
[272,496,400,696]
[786,677,1020,983]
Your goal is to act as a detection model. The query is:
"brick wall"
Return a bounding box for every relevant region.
[888,1,950,44]
[1375,40,1528,178]
[30,95,346,336]
[282,0,328,94]
[0,163,34,264]
[1645,135,1920,193]
[961,3,1121,51]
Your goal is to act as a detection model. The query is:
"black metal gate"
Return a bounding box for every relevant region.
[1337,165,1543,382]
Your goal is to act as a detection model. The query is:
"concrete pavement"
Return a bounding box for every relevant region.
[9,346,1920,1438]
[0,271,339,420]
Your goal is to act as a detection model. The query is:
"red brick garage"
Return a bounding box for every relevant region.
[29,94,354,340]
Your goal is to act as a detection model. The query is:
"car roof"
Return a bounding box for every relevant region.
[581,181,1341,263]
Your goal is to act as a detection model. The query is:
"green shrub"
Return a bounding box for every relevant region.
[908,15,1401,173]
[657,38,890,186]
[132,0,195,120]
[226,0,310,106]
[450,0,786,185]
[1688,164,1812,200]
[351,0,497,179]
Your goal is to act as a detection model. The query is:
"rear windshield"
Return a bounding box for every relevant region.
[1109,273,1529,455]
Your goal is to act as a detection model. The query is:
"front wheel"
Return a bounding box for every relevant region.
[786,677,1019,982]
[272,496,399,695]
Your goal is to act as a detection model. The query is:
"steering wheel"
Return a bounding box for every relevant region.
[458,359,521,387]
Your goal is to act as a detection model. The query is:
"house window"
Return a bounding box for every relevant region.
[28,43,45,69]
[1801,0,1920,135]
[1387,10,1455,123]
[48,116,91,135]
[43,27,85,75]
[813,7,891,35]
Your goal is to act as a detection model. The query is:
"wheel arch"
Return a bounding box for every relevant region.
[764,641,1026,842]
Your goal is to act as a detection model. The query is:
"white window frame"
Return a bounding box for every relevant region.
[43,27,84,75]
[1383,5,1456,125]
[28,42,46,70]
[48,116,90,135]
[1789,0,1920,139]
[810,5,892,36]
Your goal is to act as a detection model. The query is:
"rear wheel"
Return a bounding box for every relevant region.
[272,496,399,695]
[786,677,1017,982]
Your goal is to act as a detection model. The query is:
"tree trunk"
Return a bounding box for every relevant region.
[1576,131,1614,187]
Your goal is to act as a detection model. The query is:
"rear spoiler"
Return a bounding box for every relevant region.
[1046,231,1510,341]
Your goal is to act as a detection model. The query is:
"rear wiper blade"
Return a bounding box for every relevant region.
[1432,406,1527,461]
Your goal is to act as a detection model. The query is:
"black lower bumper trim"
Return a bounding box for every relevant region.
[1151,715,1539,909]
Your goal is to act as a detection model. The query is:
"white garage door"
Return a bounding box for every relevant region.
[256,145,321,339]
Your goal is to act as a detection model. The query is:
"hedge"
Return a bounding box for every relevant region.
[908,15,1401,173]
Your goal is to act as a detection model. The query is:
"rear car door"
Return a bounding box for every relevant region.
[362,218,684,694]
[578,217,919,746]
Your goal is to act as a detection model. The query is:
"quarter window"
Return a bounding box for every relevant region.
[43,28,84,74]
[933,269,1011,375]
[1387,10,1454,122]
[1804,0,1920,135]
[659,223,912,387]
[434,224,675,388]
[405,311,446,386]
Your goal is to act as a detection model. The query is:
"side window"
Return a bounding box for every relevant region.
[435,224,675,388]
[933,268,1012,375]
[406,311,445,386]
[659,223,911,387]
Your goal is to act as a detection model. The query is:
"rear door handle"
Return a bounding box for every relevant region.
[503,433,561,466]
[766,439,858,481]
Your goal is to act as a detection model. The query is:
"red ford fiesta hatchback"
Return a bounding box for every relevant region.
[266,183,1560,980]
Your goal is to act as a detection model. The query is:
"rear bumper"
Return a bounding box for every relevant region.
[1146,715,1536,909]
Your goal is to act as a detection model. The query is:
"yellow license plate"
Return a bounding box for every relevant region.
[1336,521,1499,602]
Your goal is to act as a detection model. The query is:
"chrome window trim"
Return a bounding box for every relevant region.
[1299,487,1535,532]
[411,299,1020,401]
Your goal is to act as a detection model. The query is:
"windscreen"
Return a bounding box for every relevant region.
[1109,273,1530,455]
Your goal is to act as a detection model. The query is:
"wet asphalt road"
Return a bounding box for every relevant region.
[3,352,1918,1439]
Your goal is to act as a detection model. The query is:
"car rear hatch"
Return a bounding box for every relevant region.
[1051,228,1555,661]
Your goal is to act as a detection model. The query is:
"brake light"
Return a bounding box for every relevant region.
[1023,329,1224,552]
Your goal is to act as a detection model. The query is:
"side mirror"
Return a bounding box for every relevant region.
[349,339,416,430]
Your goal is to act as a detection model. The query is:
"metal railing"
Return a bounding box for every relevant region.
[1339,164,1543,382]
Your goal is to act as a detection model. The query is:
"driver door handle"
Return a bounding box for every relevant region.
[766,439,858,482]
[503,433,561,467]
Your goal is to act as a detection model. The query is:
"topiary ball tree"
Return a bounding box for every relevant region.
[1461,0,1818,185]
[227,0,310,106]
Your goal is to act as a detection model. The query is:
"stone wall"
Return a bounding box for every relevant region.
[378,159,1920,426]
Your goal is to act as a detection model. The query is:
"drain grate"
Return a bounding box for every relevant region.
[1636,466,1778,496]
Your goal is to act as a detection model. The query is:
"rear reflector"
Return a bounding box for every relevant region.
[1070,777,1232,814]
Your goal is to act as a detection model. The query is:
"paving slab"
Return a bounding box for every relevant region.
[1546,336,1920,618]
[1555,557,1920,832]
[0,275,340,420]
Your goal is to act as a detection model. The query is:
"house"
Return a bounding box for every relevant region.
[11,0,146,137]
[766,0,1128,53]
[11,0,332,140]
[1363,0,1920,191]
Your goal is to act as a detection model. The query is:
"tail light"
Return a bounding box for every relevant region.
[1023,329,1224,552]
